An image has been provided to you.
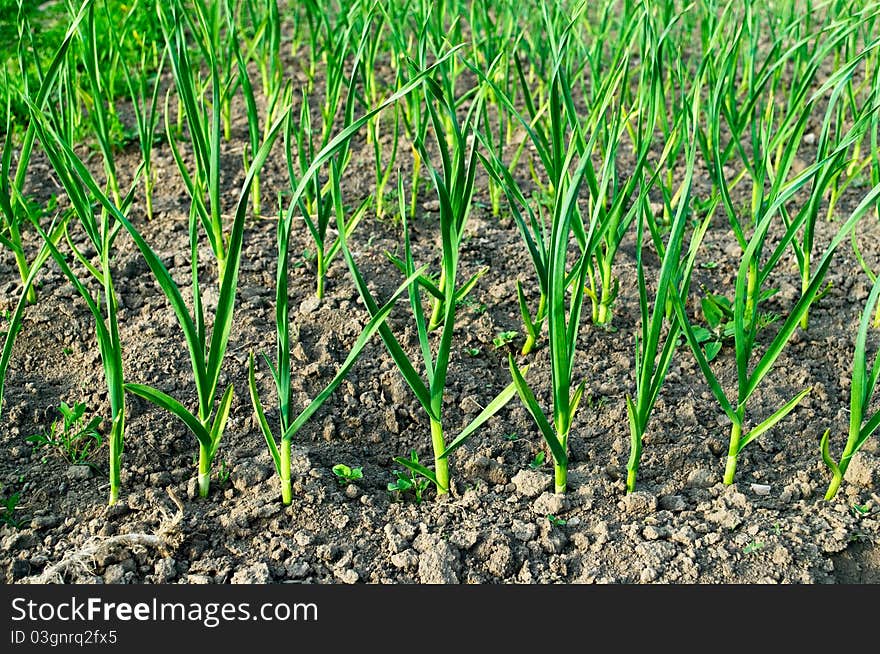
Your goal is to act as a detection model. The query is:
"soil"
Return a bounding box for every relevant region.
[2,60,880,586]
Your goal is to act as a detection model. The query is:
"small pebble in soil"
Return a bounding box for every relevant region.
[30,515,60,530]
[511,469,551,498]
[642,525,669,541]
[299,296,321,315]
[286,561,310,579]
[334,568,359,584]
[686,468,714,488]
[619,492,658,515]
[231,562,272,584]
[639,567,659,583]
[750,483,771,496]
[390,549,419,570]
[704,507,742,530]
[533,492,567,516]
[659,495,687,512]
[66,465,93,481]
[511,519,537,542]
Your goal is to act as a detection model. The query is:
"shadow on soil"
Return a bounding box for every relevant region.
[832,540,880,583]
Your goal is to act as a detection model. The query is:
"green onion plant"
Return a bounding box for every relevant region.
[502,6,630,494]
[25,100,134,505]
[674,175,880,484]
[625,106,712,494]
[158,0,230,283]
[121,111,288,498]
[339,74,516,496]
[821,275,880,499]
[248,57,453,503]
[0,1,92,305]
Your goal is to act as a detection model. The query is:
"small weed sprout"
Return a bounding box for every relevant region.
[387,451,430,503]
[26,401,103,466]
[492,331,518,349]
[0,483,23,529]
[332,464,364,485]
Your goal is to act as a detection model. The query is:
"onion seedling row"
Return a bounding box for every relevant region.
[4,0,880,513]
